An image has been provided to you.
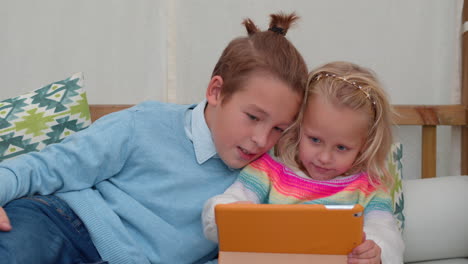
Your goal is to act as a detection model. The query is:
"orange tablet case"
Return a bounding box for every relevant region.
[215,204,364,264]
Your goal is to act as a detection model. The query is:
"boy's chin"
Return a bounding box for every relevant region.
[224,160,248,169]
[222,156,252,169]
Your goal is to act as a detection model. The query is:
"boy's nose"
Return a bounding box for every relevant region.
[251,127,269,149]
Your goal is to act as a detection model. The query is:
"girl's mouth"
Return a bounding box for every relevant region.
[313,163,331,174]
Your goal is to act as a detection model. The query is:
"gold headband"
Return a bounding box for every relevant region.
[314,73,376,107]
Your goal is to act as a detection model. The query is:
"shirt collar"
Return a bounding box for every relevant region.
[185,100,218,164]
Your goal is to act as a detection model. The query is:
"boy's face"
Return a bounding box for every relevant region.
[205,73,301,169]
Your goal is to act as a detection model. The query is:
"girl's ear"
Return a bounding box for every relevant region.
[206,76,224,106]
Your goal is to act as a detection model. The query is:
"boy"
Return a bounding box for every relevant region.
[0,12,307,263]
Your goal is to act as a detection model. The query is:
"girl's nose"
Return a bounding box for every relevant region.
[317,149,332,164]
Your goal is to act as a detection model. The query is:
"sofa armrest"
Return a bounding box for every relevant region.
[402,176,468,263]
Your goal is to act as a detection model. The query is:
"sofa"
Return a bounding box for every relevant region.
[402,176,468,263]
[1,73,467,263]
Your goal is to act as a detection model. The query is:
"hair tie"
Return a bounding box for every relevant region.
[269,26,285,36]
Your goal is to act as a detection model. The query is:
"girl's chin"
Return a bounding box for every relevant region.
[305,170,335,181]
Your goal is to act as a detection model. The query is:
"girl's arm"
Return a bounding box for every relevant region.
[202,159,271,242]
[202,179,261,243]
[354,211,404,264]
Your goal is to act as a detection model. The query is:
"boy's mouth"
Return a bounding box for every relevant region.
[238,146,256,161]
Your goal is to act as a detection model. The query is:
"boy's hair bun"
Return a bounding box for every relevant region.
[269,12,298,36]
[242,12,298,37]
[212,11,307,104]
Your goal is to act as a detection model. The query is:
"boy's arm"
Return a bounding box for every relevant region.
[0,109,135,207]
[0,207,11,231]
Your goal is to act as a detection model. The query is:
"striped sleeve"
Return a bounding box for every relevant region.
[363,188,393,215]
[236,158,273,203]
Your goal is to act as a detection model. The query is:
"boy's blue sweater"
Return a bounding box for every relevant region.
[0,101,239,264]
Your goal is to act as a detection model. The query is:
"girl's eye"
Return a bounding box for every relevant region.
[310,137,320,143]
[247,113,258,121]
[337,145,348,151]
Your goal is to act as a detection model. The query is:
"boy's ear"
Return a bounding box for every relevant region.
[206,75,224,106]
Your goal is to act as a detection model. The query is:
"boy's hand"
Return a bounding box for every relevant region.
[0,207,12,231]
[347,233,381,264]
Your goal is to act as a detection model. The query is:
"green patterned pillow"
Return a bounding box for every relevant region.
[0,73,91,162]
[387,143,405,232]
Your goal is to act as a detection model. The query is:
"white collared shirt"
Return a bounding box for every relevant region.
[185,100,219,164]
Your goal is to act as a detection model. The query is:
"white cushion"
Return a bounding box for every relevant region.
[403,176,468,263]
[406,258,468,264]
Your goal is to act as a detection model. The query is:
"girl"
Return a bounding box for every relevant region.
[202,61,404,264]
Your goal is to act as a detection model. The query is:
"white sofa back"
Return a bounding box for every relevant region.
[403,176,468,263]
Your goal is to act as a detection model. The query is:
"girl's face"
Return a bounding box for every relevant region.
[298,95,369,180]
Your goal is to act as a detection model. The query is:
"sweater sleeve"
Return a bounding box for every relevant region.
[0,108,136,206]
[201,180,261,243]
[201,163,268,243]
[360,184,404,264]
[364,211,405,264]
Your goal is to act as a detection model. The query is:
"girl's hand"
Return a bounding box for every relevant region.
[348,232,381,264]
[0,207,12,231]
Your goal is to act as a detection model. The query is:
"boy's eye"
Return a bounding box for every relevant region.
[273,127,284,133]
[337,145,348,151]
[246,113,259,121]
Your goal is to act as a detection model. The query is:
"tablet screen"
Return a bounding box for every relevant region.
[215,203,364,255]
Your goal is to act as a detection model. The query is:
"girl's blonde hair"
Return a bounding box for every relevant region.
[276,61,394,187]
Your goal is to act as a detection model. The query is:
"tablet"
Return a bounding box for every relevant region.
[215,203,364,264]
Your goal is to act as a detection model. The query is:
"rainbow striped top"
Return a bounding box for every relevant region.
[236,153,392,215]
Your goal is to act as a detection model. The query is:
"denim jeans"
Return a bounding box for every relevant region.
[0,195,107,264]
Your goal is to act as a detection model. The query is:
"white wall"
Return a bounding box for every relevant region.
[0,0,464,179]
[0,0,169,103]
